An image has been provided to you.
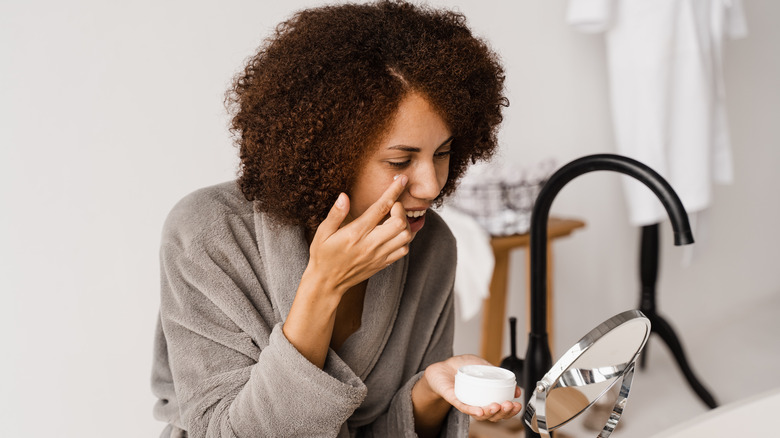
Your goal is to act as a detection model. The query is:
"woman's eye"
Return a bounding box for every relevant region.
[388,160,411,168]
[435,150,452,159]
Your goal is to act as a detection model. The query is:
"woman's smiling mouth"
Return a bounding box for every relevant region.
[405,209,427,233]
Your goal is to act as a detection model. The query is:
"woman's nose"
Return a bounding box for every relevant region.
[407,162,444,201]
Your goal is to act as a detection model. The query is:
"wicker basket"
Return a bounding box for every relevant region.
[449,160,554,236]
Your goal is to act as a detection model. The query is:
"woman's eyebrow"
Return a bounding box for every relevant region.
[388,145,421,152]
[439,136,455,147]
[387,136,455,152]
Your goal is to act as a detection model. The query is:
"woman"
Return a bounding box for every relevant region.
[151,1,520,437]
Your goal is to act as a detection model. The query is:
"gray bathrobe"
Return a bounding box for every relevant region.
[151,181,469,437]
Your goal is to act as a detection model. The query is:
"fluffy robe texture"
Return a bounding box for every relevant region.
[151,181,468,437]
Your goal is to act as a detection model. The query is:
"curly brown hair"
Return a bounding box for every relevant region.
[227,0,507,230]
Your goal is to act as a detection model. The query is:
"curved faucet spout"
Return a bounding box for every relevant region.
[521,153,694,434]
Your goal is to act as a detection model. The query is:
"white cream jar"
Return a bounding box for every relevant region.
[454,365,517,407]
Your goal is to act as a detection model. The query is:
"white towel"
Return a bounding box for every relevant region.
[437,205,495,321]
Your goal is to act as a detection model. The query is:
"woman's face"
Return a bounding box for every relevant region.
[348,92,452,240]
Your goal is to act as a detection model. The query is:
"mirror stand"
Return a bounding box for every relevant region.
[523,310,651,437]
[531,364,635,438]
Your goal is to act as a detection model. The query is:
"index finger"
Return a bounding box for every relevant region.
[353,174,408,233]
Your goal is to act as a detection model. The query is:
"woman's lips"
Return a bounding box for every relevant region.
[406,210,426,234]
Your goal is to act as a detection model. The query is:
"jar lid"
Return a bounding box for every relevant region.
[457,365,516,387]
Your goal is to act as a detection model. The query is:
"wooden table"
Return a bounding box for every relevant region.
[480,217,586,365]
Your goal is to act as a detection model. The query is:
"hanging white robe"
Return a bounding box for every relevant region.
[567,0,747,226]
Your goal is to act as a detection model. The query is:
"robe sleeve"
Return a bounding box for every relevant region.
[157,209,367,438]
[359,288,469,437]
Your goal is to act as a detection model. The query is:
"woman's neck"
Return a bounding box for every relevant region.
[330,281,367,351]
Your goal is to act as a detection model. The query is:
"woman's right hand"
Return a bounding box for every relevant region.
[283,175,412,368]
[304,174,412,297]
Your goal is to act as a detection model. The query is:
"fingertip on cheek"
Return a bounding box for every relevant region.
[393,174,408,185]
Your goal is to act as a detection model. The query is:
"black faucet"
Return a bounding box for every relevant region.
[509,153,694,438]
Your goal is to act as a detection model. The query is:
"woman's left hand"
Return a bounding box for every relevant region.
[422,354,524,422]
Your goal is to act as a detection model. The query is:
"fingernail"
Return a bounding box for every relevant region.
[335,193,346,208]
[393,174,400,180]
[393,174,408,185]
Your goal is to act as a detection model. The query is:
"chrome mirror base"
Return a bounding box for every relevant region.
[523,310,650,437]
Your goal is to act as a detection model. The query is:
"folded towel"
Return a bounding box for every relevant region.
[437,206,494,321]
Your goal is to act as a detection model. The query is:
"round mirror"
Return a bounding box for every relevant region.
[524,310,651,437]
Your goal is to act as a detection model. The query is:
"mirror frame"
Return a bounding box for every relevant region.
[524,309,651,437]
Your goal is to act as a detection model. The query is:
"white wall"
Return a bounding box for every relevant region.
[451,0,780,362]
[451,0,780,350]
[1,1,777,437]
